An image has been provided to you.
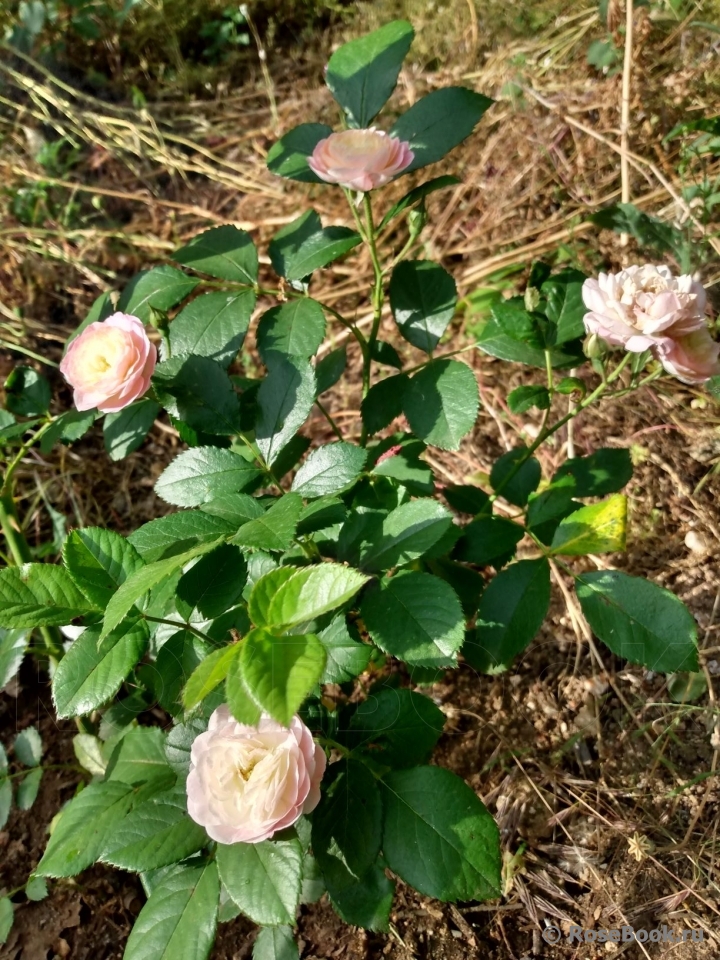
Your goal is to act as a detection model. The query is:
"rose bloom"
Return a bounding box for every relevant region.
[60,312,156,413]
[308,128,414,192]
[186,706,326,844]
[582,264,720,384]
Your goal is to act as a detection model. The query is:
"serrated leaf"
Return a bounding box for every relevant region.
[361,571,464,667]
[40,408,97,453]
[550,495,627,556]
[389,260,457,353]
[379,175,460,230]
[105,726,174,788]
[176,543,247,620]
[361,374,407,434]
[155,447,262,508]
[490,447,541,507]
[0,897,13,945]
[403,360,478,450]
[129,512,235,562]
[4,366,51,416]
[225,652,262,725]
[123,862,219,960]
[240,628,325,725]
[14,725,42,766]
[118,266,198,323]
[575,570,698,673]
[291,442,366,498]
[173,225,258,284]
[199,494,264,524]
[266,123,333,183]
[257,299,326,367]
[476,316,584,369]
[250,563,370,631]
[553,448,633,497]
[17,767,42,810]
[63,527,144,609]
[507,385,550,414]
[232,494,303,552]
[0,564,98,628]
[255,357,316,467]
[381,765,501,901]
[53,620,149,718]
[318,616,371,683]
[315,346,347,396]
[453,515,524,567]
[153,355,241,436]
[253,926,299,960]
[312,760,381,879]
[103,399,160,461]
[168,291,255,369]
[319,859,394,932]
[269,210,361,283]
[359,498,453,572]
[217,835,303,926]
[0,744,10,830]
[346,687,445,768]
[0,628,27,689]
[542,272,587,345]
[182,644,241,711]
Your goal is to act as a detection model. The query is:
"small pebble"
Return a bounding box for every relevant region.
[685,530,709,555]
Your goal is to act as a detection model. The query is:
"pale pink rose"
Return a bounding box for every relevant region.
[308,129,414,192]
[186,706,327,845]
[582,264,720,383]
[60,312,156,413]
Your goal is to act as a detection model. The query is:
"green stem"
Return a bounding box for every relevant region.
[316,398,344,441]
[142,615,213,644]
[359,193,385,446]
[1,418,56,497]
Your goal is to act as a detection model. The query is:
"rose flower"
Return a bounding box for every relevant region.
[60,312,157,412]
[186,706,326,845]
[582,264,720,384]
[309,129,414,192]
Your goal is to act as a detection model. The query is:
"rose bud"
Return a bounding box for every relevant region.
[186,706,327,845]
[308,128,414,192]
[581,264,720,383]
[60,312,157,413]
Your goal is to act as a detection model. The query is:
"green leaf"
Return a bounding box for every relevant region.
[4,366,51,416]
[370,340,403,369]
[36,781,135,877]
[182,644,241,711]
[240,628,326,725]
[381,766,501,901]
[464,558,550,673]
[176,544,247,620]
[347,687,445,768]
[255,358,316,467]
[25,876,48,901]
[542,273,587,345]
[312,760,381,879]
[361,374,407,434]
[118,266,198,322]
[379,175,460,230]
[153,355,241,436]
[16,767,43,810]
[476,316,584,369]
[105,726,174,788]
[0,628,27,689]
[507,385,550,414]
[217,835,303,926]
[318,859,394,932]
[296,496,347,536]
[318,616,371,683]
[390,87,493,171]
[361,571,464,667]
[315,346,347,396]
[168,291,255,369]
[526,476,577,545]
[325,20,413,127]
[453,515,524,566]
[360,498,453,572]
[257,299,326,367]
[52,620,149,718]
[403,359,478,450]
[553,448,633,496]
[428,558,484,618]
[0,897,13,945]
[14,725,42,766]
[225,652,262,725]
[253,926,299,960]
[371,438,434,496]
[173,225,258,284]
[250,563,370,631]
[575,570,699,672]
[40,408,96,453]
[490,447,541,507]
[549,494,627,556]
[389,260,457,353]
[490,297,543,346]
[200,494,263,524]
[103,399,160,461]
[129,512,235,562]
[101,537,225,638]
[232,493,303,552]
[0,564,98,628]
[266,123,333,183]
[291,442,366,498]
[269,210,361,283]
[63,527,144,609]
[102,786,206,871]
[590,203,689,268]
[165,718,207,777]
[155,447,262,507]
[0,744,10,830]
[123,862,219,960]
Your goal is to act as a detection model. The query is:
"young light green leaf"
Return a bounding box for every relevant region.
[575,570,698,673]
[17,767,42,810]
[173,225,258,284]
[361,572,464,667]
[381,765,501,901]
[0,564,98,629]
[182,644,241,711]
[103,399,160,461]
[549,494,627,556]
[240,628,326,725]
[360,498,453,572]
[463,559,550,673]
[36,781,135,877]
[251,563,370,631]
[0,897,13,945]
[217,835,303,925]
[14,725,42,766]
[153,355,241,436]
[266,123,333,182]
[168,291,255,369]
[255,358,316,467]
[291,442,366,499]
[403,359,478,450]
[123,861,219,960]
[63,527,145,609]
[225,652,262,726]
[390,87,493,171]
[73,733,107,776]
[257,299,326,367]
[253,925,299,960]
[155,447,262,508]
[117,266,198,322]
[25,876,48,901]
[325,20,414,127]
[232,493,303,552]
[389,260,457,353]
[269,210,361,282]
[53,620,149,718]
[105,726,174,788]
[0,628,27,690]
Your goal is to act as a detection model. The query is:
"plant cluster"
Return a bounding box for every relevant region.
[0,19,717,960]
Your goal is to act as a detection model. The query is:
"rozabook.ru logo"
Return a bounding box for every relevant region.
[541,924,705,945]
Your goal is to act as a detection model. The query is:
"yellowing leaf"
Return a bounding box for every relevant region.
[549,494,627,557]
